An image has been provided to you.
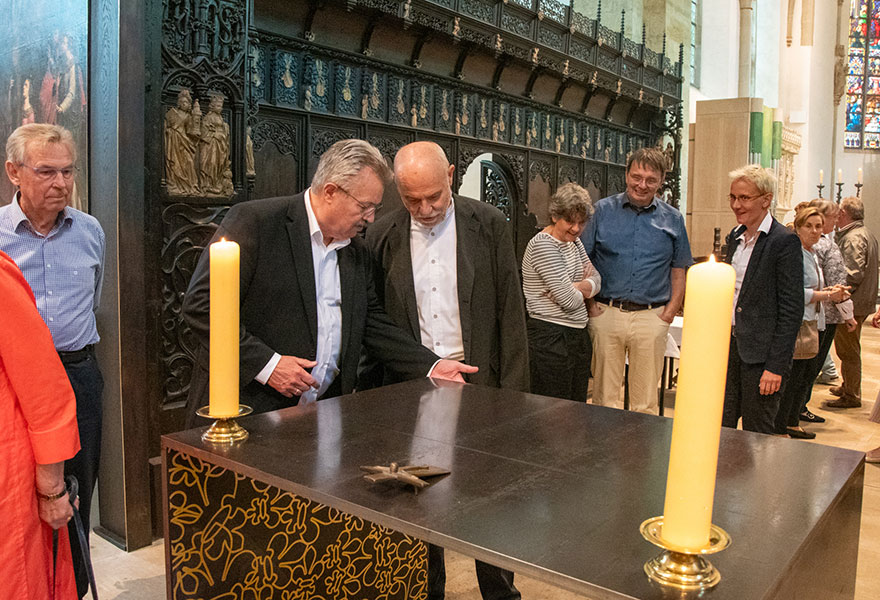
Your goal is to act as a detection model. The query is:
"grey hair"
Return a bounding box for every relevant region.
[840,196,865,221]
[6,123,76,165]
[728,164,776,196]
[807,198,838,216]
[311,139,391,190]
[549,183,594,223]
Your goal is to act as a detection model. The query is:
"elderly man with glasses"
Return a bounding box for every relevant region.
[0,123,105,599]
[182,139,477,421]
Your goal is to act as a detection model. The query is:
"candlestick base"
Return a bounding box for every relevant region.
[639,516,730,591]
[196,405,253,444]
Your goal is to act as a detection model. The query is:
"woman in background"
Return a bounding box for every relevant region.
[522,183,600,401]
[775,208,849,439]
[796,199,856,425]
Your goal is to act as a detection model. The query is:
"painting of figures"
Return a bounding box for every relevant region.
[0,0,88,209]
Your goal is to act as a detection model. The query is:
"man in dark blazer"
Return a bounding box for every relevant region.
[722,165,803,434]
[362,141,527,600]
[182,139,476,422]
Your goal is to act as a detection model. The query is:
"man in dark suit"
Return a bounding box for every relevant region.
[182,139,476,420]
[362,141,526,600]
[722,165,803,434]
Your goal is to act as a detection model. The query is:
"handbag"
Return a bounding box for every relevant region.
[793,319,819,360]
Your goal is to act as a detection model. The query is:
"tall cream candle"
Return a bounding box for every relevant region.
[858,168,863,184]
[819,169,824,185]
[209,238,240,418]
[838,169,843,183]
[661,256,735,549]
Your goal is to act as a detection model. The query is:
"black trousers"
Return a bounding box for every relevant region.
[61,349,104,599]
[428,543,520,600]
[777,324,838,431]
[722,336,783,434]
[527,317,592,402]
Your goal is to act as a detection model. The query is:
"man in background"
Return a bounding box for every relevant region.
[580,147,692,413]
[826,196,879,409]
[0,123,105,599]
[363,141,527,600]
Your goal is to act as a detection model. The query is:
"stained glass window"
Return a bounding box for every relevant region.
[846,0,880,149]
[690,0,701,88]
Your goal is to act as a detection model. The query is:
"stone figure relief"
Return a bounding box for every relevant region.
[164,88,201,196]
[281,55,295,88]
[199,93,234,196]
[164,88,235,197]
[245,126,255,177]
[833,43,846,106]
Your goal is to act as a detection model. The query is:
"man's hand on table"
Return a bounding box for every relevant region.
[268,356,318,397]
[430,360,479,383]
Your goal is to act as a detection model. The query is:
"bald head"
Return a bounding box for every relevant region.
[394,141,455,227]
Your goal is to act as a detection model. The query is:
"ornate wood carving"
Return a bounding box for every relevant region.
[160,203,229,408]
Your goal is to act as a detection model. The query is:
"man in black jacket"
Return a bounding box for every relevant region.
[722,165,803,434]
[362,141,526,600]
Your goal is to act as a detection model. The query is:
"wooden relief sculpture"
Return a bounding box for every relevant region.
[199,93,234,196]
[164,89,234,197]
[164,89,201,196]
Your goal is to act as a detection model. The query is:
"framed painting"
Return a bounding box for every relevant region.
[0,0,88,209]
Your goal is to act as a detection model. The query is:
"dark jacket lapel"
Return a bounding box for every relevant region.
[386,214,421,339]
[286,194,318,347]
[454,196,476,359]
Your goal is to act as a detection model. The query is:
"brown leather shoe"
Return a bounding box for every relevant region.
[824,396,862,409]
[866,447,880,464]
[829,386,844,397]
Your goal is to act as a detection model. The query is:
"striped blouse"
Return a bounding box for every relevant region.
[522,232,601,329]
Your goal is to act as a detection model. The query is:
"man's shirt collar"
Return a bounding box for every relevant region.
[7,192,71,235]
[622,193,659,213]
[304,188,351,251]
[735,210,772,241]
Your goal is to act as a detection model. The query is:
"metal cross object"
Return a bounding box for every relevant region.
[360,462,450,492]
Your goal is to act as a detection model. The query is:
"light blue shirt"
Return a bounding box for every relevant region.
[0,194,105,351]
[580,192,693,305]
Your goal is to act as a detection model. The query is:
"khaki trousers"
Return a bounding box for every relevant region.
[588,304,669,413]
[834,315,867,400]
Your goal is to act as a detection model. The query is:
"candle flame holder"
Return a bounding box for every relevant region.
[196,405,253,444]
[816,183,825,198]
[855,182,863,198]
[639,516,730,591]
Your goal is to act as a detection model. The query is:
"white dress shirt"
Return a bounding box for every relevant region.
[730,211,773,325]
[255,190,347,404]
[410,200,465,361]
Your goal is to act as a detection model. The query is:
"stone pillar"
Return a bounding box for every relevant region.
[738,0,755,97]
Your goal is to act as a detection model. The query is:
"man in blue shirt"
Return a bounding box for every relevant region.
[580,147,693,413]
[0,124,105,599]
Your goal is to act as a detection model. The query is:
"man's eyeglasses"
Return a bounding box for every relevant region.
[19,164,78,181]
[336,184,382,215]
[728,193,765,203]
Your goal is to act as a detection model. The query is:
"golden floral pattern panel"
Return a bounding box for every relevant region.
[165,449,427,599]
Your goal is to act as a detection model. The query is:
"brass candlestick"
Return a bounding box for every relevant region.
[835,182,844,204]
[855,182,863,198]
[816,183,825,198]
[196,405,253,444]
[639,516,730,591]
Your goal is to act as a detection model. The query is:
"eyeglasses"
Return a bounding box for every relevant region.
[19,164,78,181]
[336,184,382,216]
[728,193,765,203]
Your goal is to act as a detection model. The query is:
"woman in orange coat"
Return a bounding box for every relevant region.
[0,250,80,599]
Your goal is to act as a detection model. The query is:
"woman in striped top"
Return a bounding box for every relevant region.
[522,183,601,401]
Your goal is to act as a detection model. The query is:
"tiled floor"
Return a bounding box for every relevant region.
[88,323,880,599]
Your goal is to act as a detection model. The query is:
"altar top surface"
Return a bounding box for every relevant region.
[163,379,864,600]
